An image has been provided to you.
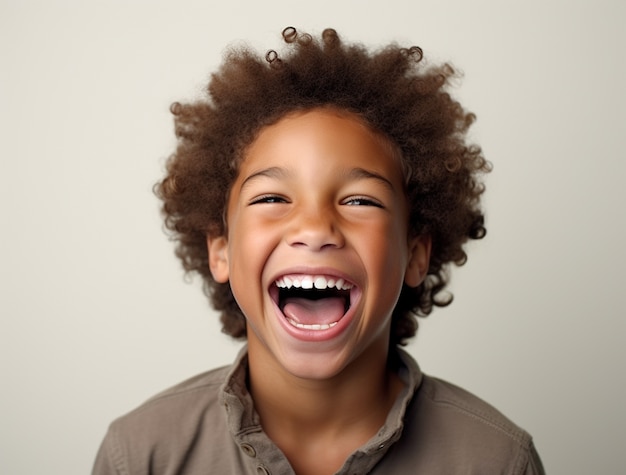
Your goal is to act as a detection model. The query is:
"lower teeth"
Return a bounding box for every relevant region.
[286,318,338,330]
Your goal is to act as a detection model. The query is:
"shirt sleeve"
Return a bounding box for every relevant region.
[91,428,124,475]
[523,441,546,475]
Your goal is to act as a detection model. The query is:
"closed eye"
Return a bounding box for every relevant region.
[249,194,289,205]
[342,196,384,207]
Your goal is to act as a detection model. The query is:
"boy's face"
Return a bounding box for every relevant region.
[208,108,430,381]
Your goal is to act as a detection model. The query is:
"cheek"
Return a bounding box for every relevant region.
[227,217,280,278]
[364,222,408,277]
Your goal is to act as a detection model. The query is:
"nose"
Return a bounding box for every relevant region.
[285,205,344,251]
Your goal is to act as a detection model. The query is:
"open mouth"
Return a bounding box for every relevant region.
[273,275,353,331]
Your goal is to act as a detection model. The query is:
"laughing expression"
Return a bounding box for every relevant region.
[208,108,429,381]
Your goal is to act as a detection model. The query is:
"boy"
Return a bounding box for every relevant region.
[93,27,544,474]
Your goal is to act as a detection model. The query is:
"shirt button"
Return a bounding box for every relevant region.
[240,443,256,457]
[256,465,270,475]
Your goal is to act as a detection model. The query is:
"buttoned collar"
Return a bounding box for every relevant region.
[219,345,423,474]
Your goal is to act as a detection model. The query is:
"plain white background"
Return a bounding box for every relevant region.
[1,0,624,473]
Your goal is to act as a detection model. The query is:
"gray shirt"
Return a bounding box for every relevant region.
[93,347,544,474]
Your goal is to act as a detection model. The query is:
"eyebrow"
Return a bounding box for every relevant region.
[345,167,396,192]
[239,165,396,192]
[240,167,293,190]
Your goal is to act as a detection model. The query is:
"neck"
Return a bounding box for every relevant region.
[247,338,403,443]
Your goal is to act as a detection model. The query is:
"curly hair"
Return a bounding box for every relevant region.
[156,27,490,346]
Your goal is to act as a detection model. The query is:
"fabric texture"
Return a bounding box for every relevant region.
[93,347,544,474]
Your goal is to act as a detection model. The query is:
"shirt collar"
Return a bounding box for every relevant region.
[219,345,423,444]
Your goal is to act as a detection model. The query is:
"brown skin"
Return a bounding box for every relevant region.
[157,28,489,348]
[159,27,488,472]
[209,108,430,474]
[250,348,404,475]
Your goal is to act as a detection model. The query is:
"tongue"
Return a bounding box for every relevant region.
[282,297,346,325]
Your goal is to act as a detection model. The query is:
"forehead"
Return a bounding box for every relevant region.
[238,107,404,181]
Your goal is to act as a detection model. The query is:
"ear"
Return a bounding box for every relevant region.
[207,235,230,283]
[404,235,431,288]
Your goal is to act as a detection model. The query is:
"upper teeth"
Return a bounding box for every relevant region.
[275,275,353,290]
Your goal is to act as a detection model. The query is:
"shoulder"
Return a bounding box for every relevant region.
[387,373,544,474]
[112,364,230,435]
[93,365,234,475]
[419,374,531,446]
[141,364,230,408]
